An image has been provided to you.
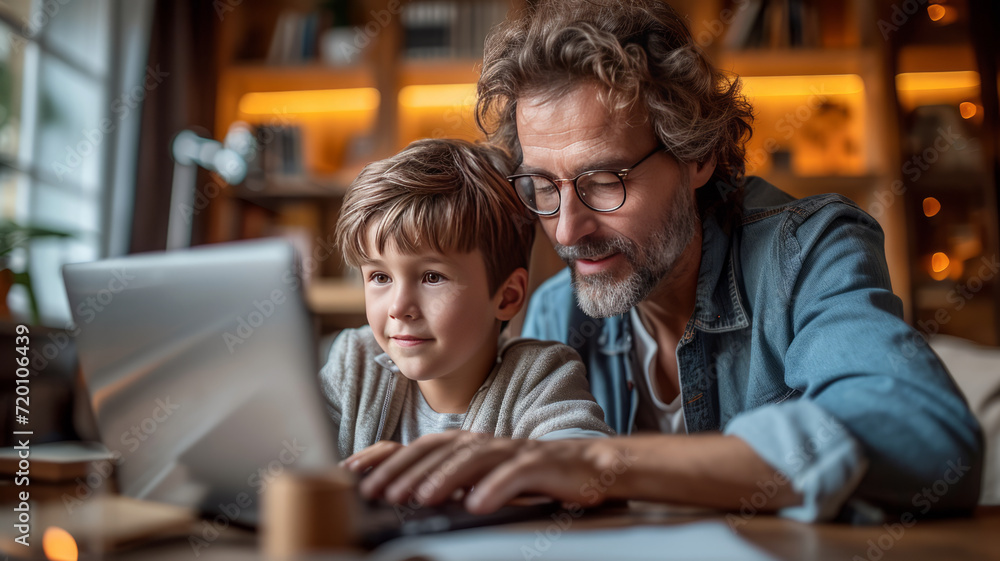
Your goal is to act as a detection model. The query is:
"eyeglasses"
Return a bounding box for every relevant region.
[507,145,665,216]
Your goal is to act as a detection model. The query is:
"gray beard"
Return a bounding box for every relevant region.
[556,184,698,318]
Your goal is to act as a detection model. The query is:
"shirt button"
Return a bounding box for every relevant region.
[627,381,635,392]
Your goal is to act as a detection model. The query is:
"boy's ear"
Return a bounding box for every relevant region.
[494,267,528,322]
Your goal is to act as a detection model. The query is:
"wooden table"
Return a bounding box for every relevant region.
[4,501,995,560]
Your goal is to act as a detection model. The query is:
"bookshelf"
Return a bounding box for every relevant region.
[887,4,1000,345]
[686,0,999,343]
[683,0,913,317]
[205,0,999,342]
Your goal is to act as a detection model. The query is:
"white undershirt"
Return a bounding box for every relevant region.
[629,308,688,434]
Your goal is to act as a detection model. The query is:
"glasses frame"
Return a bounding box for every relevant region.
[507,145,666,216]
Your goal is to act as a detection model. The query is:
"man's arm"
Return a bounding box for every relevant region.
[725,203,983,520]
[357,431,801,514]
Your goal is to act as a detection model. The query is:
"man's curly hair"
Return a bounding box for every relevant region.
[476,0,754,213]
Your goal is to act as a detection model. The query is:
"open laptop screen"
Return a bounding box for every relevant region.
[62,239,338,524]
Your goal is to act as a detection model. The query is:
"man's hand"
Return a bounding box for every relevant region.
[358,431,620,513]
[341,441,405,474]
[358,431,803,515]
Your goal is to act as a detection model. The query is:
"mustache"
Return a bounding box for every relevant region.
[555,236,638,263]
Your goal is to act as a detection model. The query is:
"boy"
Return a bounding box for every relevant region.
[320,138,613,472]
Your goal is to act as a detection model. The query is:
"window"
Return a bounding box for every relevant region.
[0,0,152,326]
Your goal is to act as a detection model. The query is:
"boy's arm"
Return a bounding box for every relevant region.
[319,327,379,458]
[507,342,615,439]
[318,331,349,430]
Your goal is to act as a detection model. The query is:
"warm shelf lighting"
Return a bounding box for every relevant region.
[927,4,946,21]
[931,252,950,273]
[741,74,864,97]
[895,71,980,92]
[923,197,941,217]
[398,83,477,109]
[238,88,380,115]
[43,527,79,561]
[959,101,977,119]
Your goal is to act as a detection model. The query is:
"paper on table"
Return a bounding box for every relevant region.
[370,521,780,561]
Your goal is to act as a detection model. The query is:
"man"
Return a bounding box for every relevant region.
[358,0,983,522]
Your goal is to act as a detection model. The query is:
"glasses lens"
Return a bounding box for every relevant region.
[577,172,625,211]
[512,175,560,214]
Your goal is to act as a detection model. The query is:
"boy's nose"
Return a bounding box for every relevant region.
[388,286,420,320]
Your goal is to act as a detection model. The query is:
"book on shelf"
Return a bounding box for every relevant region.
[267,10,321,63]
[249,125,304,178]
[402,0,510,59]
[723,0,831,50]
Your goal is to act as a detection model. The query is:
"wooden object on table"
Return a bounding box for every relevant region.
[262,468,361,557]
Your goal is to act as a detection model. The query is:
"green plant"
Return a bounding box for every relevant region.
[0,220,73,324]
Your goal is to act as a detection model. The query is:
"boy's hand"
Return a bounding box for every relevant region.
[341,441,405,474]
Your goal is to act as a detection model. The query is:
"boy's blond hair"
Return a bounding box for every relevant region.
[335,138,535,294]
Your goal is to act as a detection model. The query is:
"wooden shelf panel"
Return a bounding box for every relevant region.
[399,58,482,86]
[220,63,376,92]
[237,168,363,200]
[718,48,879,77]
[307,278,365,315]
[898,45,978,74]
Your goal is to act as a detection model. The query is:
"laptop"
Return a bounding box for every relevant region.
[62,238,558,543]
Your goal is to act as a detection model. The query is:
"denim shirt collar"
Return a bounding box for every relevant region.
[690,213,750,334]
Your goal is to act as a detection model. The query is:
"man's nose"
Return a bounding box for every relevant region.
[553,181,599,247]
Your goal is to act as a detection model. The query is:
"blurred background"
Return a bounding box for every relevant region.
[0,0,999,422]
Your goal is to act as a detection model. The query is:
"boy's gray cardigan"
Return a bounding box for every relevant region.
[320,326,614,459]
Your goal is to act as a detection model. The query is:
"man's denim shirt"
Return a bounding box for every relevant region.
[522,177,983,522]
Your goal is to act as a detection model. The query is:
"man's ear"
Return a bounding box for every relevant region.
[494,267,528,322]
[690,155,717,189]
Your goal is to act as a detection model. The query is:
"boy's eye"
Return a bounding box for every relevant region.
[424,272,444,284]
[370,273,390,284]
